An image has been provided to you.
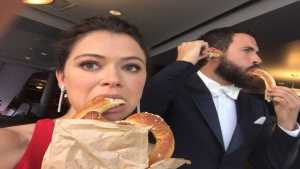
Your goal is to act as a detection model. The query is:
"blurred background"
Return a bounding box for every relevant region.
[0,0,299,126]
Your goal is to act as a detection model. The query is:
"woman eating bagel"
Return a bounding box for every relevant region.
[0,16,175,169]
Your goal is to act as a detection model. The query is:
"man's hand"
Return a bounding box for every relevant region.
[267,86,300,130]
[176,40,209,65]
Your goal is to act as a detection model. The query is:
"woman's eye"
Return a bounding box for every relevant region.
[79,61,100,71]
[123,64,141,72]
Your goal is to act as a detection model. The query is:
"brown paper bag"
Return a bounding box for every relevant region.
[41,119,190,169]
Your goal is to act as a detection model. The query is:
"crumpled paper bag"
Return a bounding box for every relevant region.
[41,119,190,169]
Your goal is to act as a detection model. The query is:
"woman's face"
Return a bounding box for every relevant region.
[56,30,147,121]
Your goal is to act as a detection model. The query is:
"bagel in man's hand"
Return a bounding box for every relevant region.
[207,48,223,58]
[249,68,276,102]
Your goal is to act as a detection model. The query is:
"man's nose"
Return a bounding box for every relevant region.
[252,53,262,65]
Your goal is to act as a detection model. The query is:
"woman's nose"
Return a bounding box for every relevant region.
[100,67,122,87]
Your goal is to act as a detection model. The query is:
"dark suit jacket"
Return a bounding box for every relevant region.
[141,61,300,169]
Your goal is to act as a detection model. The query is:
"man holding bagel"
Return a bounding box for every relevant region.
[141,27,300,169]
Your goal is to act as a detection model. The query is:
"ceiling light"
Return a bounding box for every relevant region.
[109,10,122,16]
[25,56,31,60]
[41,52,48,56]
[23,0,54,5]
[36,86,43,90]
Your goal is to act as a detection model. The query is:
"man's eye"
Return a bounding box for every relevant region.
[243,48,252,53]
[79,61,100,71]
[123,64,141,72]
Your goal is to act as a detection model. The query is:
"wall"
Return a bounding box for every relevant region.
[0,61,36,114]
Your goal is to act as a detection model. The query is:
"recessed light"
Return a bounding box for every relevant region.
[36,86,43,90]
[41,52,48,56]
[23,0,54,5]
[25,56,31,60]
[109,10,122,16]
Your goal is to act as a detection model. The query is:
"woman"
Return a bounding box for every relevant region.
[0,16,148,169]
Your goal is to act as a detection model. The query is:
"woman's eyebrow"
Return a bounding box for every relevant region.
[74,53,105,60]
[74,54,146,64]
[122,56,146,64]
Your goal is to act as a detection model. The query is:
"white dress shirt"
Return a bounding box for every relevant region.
[198,71,240,150]
[197,71,300,151]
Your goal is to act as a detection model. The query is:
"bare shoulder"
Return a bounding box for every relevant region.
[0,123,35,169]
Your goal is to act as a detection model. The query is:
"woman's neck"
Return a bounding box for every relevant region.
[60,108,76,119]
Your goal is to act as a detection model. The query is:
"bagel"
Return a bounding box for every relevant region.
[68,96,175,165]
[249,68,276,101]
[125,112,175,165]
[207,48,223,58]
[69,96,125,119]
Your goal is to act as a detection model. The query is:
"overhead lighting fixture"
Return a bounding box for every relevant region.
[36,86,43,90]
[23,0,54,5]
[25,56,31,60]
[109,10,122,16]
[41,52,48,56]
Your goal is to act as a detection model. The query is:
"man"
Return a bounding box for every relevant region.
[141,27,300,169]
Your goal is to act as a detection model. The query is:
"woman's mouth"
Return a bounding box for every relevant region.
[77,96,126,120]
[102,104,126,116]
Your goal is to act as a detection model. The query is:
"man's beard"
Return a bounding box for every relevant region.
[215,57,263,90]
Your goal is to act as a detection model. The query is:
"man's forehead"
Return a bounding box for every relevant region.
[232,33,259,49]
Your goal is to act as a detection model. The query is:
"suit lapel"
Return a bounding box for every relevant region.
[226,91,249,154]
[186,74,225,148]
[187,74,256,153]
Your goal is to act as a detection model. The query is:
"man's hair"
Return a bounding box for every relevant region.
[195,27,255,68]
[198,26,255,52]
[55,16,148,72]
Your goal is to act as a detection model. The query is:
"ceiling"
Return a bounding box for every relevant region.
[0,17,61,69]
[0,0,299,86]
[28,0,253,48]
[149,1,300,88]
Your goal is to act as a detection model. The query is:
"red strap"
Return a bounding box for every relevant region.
[14,119,54,169]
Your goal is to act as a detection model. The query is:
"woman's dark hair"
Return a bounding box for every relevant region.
[55,16,148,72]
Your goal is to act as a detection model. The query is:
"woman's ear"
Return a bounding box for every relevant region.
[56,70,65,89]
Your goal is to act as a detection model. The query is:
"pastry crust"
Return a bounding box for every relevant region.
[249,68,276,101]
[69,96,125,119]
[126,112,175,165]
[68,96,175,165]
[207,48,223,58]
